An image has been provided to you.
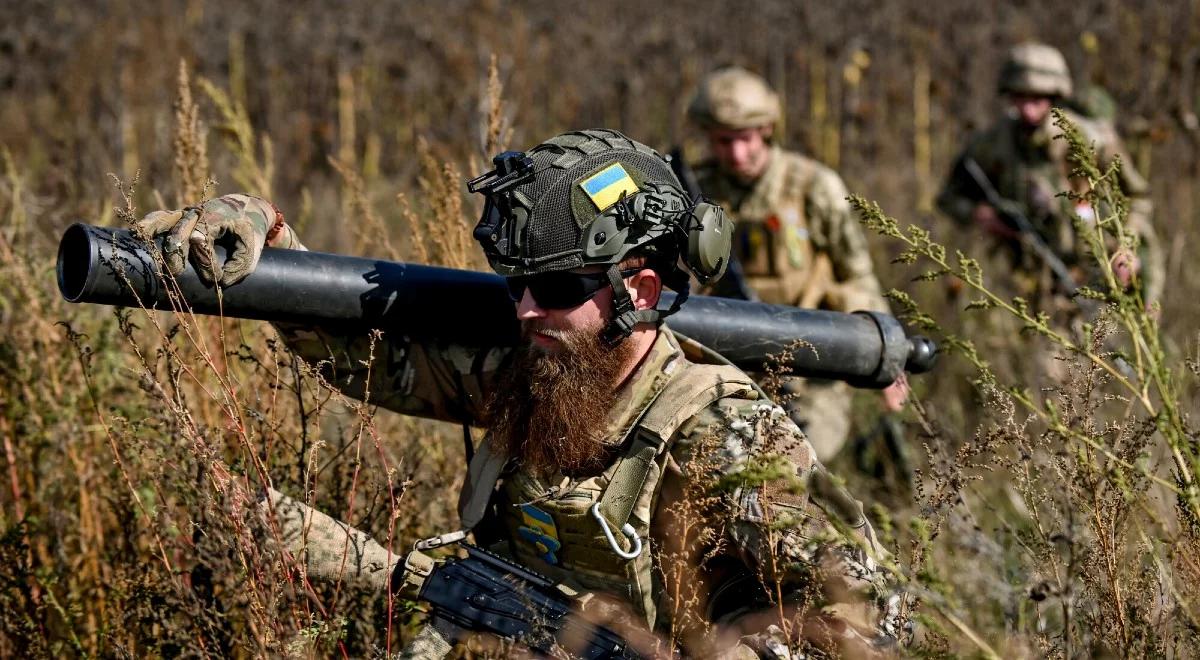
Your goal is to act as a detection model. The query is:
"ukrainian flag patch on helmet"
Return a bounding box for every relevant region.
[580,162,639,211]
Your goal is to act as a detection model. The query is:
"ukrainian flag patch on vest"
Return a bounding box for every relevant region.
[517,503,563,565]
[580,162,639,211]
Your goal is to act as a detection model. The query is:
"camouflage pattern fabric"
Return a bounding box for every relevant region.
[134,194,303,286]
[397,619,458,660]
[695,146,888,314]
[271,318,895,656]
[256,487,400,593]
[781,378,852,464]
[256,474,455,660]
[687,66,783,130]
[694,146,889,462]
[937,108,1164,305]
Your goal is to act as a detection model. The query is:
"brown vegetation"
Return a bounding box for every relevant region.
[1,0,1199,656]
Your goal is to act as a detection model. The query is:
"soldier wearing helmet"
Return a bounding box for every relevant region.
[686,66,907,463]
[136,129,898,657]
[937,43,1163,308]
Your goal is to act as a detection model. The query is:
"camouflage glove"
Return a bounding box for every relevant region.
[135,194,302,286]
[256,488,402,594]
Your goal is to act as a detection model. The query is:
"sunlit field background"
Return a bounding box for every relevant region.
[2,1,1199,656]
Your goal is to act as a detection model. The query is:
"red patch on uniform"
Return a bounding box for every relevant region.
[765,214,781,232]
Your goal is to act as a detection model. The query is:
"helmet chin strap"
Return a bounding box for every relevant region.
[599,263,691,348]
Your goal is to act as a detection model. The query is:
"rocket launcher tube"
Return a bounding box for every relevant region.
[57,223,936,388]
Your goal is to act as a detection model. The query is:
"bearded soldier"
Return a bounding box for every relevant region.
[136,129,898,657]
[937,42,1164,309]
[686,67,907,463]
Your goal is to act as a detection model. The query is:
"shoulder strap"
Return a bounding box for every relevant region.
[597,362,755,530]
[458,439,509,531]
[637,363,754,443]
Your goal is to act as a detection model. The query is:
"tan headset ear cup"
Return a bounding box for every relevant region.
[685,202,732,283]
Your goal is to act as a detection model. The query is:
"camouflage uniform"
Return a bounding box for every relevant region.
[271,319,893,655]
[937,44,1164,307]
[142,129,896,656]
[689,68,890,462]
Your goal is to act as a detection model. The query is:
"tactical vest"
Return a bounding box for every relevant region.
[457,358,756,629]
[701,150,830,307]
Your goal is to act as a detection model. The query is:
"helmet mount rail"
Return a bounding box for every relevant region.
[466,150,535,196]
[469,151,536,255]
[465,130,734,346]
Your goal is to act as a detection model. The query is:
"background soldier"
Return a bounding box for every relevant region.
[136,129,897,657]
[937,42,1164,310]
[686,66,907,463]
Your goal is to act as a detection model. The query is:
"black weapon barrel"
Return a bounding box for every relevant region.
[57,223,935,388]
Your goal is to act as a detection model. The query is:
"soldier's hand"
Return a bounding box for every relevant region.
[134,194,292,286]
[1110,248,1140,289]
[881,373,909,412]
[971,203,1019,240]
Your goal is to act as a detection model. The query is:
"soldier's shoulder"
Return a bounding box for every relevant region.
[774,148,829,176]
[672,386,816,474]
[808,162,850,200]
[774,149,849,199]
[1049,107,1100,128]
[1055,107,1122,147]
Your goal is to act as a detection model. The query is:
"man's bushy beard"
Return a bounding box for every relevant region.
[484,321,636,476]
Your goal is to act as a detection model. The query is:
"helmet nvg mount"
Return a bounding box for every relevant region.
[468,129,732,345]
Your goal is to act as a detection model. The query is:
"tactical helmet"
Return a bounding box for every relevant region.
[687,66,782,130]
[998,43,1073,98]
[469,129,732,343]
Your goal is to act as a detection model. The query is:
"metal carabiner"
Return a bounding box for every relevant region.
[590,503,642,560]
[414,529,468,551]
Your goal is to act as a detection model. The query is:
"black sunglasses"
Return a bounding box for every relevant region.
[505,268,645,310]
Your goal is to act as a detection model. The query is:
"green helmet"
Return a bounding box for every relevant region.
[998,42,1073,98]
[469,129,732,343]
[687,66,781,130]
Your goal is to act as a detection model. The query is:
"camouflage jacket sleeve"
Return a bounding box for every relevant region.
[256,487,400,594]
[250,218,504,422]
[1086,122,1164,304]
[273,322,508,424]
[653,396,893,654]
[806,168,890,313]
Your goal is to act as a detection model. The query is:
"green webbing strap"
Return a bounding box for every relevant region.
[597,363,754,534]
[458,440,510,531]
[594,434,664,539]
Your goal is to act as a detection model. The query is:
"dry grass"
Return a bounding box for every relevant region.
[2,0,1200,656]
[848,111,1199,657]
